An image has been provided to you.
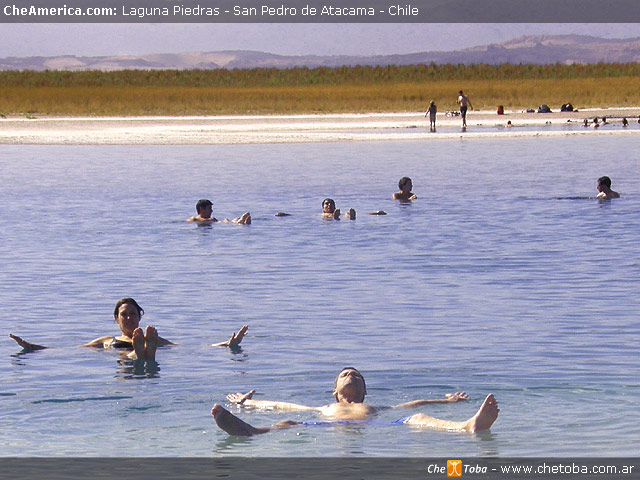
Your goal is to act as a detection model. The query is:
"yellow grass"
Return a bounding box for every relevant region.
[2,77,640,116]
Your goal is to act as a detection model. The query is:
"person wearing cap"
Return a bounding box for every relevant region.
[211,367,499,436]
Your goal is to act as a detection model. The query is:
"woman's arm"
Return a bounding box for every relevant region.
[80,335,118,348]
[9,334,47,351]
[157,336,178,346]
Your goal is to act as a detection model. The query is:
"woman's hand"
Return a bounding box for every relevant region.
[212,325,248,347]
[9,334,46,351]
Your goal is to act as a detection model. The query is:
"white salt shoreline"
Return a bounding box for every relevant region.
[1,108,640,145]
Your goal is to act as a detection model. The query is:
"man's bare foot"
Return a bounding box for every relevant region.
[131,328,146,360]
[239,212,251,225]
[348,208,356,220]
[233,212,251,224]
[211,404,268,436]
[333,209,341,220]
[144,325,158,361]
[465,394,499,432]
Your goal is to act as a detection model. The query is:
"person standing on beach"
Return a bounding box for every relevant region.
[457,90,472,128]
[426,100,437,132]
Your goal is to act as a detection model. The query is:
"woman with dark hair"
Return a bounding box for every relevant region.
[10,297,247,360]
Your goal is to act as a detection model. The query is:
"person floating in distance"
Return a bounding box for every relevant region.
[392,177,417,201]
[187,199,251,224]
[596,176,620,199]
[320,198,356,220]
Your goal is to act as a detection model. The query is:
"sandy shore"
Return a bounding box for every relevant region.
[2,108,640,145]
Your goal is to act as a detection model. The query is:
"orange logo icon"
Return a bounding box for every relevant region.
[447,460,463,477]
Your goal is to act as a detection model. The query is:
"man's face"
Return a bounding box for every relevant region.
[200,204,213,218]
[596,181,603,192]
[333,369,366,403]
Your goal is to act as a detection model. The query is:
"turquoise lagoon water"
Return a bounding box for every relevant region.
[1,136,639,457]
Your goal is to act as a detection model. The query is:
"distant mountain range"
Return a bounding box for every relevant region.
[2,35,640,71]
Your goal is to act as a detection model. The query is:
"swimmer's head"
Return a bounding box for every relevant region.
[113,298,144,336]
[333,367,367,403]
[322,198,336,213]
[398,177,413,192]
[430,100,435,105]
[597,176,612,191]
[195,199,213,215]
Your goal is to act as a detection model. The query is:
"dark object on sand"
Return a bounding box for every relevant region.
[497,105,504,115]
[537,104,552,113]
[526,108,535,113]
[560,103,574,112]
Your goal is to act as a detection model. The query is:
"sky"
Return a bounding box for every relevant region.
[2,23,640,58]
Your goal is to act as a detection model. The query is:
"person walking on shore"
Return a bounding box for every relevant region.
[426,100,437,132]
[457,90,472,128]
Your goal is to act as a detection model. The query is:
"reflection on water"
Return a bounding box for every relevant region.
[115,355,161,379]
[1,137,639,457]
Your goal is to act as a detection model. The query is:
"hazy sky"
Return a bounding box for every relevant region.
[2,24,640,58]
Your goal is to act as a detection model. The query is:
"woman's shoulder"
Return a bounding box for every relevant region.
[83,335,118,348]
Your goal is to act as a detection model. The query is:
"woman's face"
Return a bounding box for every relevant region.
[115,303,141,337]
[322,199,336,213]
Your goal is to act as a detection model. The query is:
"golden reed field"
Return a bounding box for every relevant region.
[2,64,640,116]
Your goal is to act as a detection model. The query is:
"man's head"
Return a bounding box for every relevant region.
[459,90,464,95]
[196,199,213,217]
[333,367,367,403]
[398,177,413,192]
[597,176,612,191]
